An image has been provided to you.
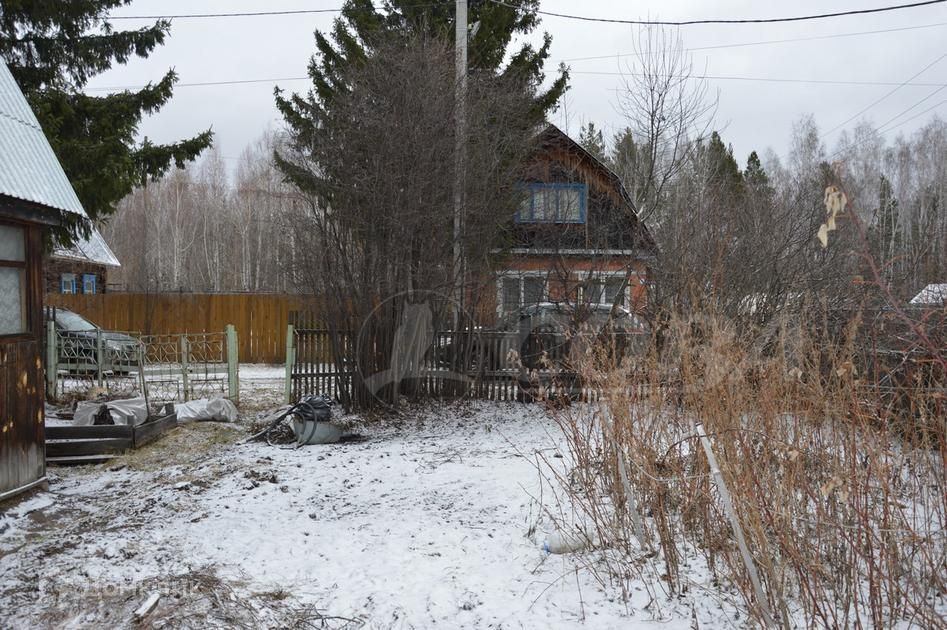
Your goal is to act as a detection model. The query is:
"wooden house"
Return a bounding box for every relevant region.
[482,124,657,321]
[0,60,89,502]
[46,228,121,295]
[909,284,947,307]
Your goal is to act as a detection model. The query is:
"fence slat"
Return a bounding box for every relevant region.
[46,293,313,364]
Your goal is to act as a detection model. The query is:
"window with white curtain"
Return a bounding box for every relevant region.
[0,224,27,336]
[581,276,628,307]
[500,275,546,316]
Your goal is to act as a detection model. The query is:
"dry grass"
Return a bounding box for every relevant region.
[542,309,946,628]
[31,566,362,629]
[113,423,244,472]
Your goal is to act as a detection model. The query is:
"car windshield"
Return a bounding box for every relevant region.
[56,310,98,332]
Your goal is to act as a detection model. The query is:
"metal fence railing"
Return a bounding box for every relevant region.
[47,324,142,400]
[45,321,239,406]
[139,330,238,405]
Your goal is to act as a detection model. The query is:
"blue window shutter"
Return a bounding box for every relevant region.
[82,274,96,294]
[60,273,76,294]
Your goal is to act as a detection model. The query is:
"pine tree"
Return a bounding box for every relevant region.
[871,175,903,283]
[578,122,606,163]
[610,127,653,209]
[702,132,744,201]
[275,0,568,187]
[0,2,212,244]
[743,151,770,189]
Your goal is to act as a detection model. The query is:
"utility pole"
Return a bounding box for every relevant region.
[453,0,467,323]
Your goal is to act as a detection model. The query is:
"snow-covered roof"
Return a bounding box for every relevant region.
[0,60,88,219]
[52,228,121,267]
[909,284,947,306]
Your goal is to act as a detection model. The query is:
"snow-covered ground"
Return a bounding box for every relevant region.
[1,380,737,628]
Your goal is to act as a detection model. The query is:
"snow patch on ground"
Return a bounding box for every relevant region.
[2,398,734,628]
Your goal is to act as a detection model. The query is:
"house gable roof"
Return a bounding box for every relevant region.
[52,228,121,268]
[910,283,947,306]
[0,60,88,221]
[532,124,658,254]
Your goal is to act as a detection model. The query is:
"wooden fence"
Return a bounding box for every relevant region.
[290,325,647,405]
[47,293,317,364]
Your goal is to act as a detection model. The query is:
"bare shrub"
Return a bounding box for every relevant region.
[543,307,945,627]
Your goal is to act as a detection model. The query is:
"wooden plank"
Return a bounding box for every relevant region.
[46,454,119,465]
[45,437,133,458]
[46,293,310,364]
[45,424,134,441]
[133,412,178,448]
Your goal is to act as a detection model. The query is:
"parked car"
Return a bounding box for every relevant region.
[47,309,141,375]
[440,302,647,373]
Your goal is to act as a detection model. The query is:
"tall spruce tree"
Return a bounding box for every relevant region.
[702,131,744,202]
[743,151,769,189]
[578,121,606,163]
[610,127,656,211]
[871,175,903,282]
[0,1,212,244]
[275,0,568,194]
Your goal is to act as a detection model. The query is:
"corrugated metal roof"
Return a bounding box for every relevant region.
[910,283,947,306]
[52,228,121,267]
[0,60,88,219]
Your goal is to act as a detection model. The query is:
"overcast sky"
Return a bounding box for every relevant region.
[87,0,947,172]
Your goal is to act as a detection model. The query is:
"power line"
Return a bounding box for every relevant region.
[108,3,439,20]
[579,71,947,88]
[557,21,947,63]
[877,85,947,132]
[105,0,947,24]
[882,97,947,131]
[86,77,311,91]
[823,51,947,136]
[489,0,947,26]
[110,8,339,19]
[829,97,947,158]
[85,72,947,93]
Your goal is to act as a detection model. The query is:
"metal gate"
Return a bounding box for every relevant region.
[46,322,239,405]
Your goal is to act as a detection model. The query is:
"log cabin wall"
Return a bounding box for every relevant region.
[44,257,108,295]
[0,220,46,500]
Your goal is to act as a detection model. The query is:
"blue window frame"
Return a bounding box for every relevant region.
[515,183,587,224]
[82,273,97,294]
[60,273,77,294]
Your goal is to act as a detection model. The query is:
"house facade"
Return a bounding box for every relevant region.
[46,228,121,295]
[0,61,89,502]
[482,124,656,322]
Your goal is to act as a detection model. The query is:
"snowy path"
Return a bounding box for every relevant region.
[0,402,724,629]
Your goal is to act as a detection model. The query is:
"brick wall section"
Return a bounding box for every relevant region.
[44,258,108,294]
[473,257,649,325]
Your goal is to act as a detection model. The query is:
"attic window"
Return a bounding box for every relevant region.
[515,183,587,223]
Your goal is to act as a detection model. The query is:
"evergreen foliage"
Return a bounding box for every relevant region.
[578,121,606,163]
[275,0,568,197]
[871,175,903,278]
[609,127,657,211]
[0,1,212,244]
[743,151,769,189]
